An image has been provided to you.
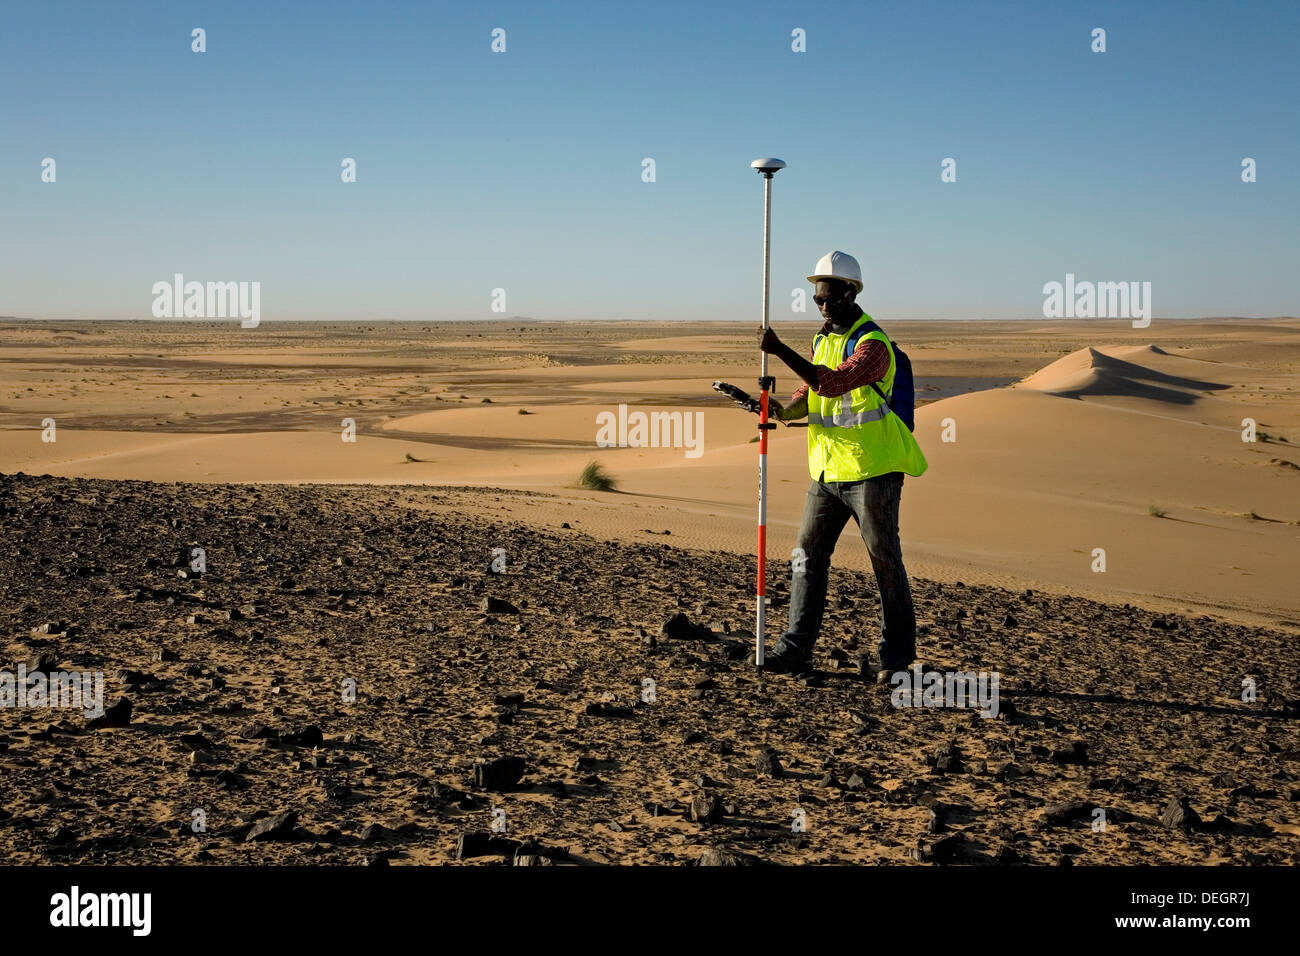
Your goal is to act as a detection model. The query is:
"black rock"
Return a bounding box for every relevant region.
[1160,793,1202,831]
[514,838,565,863]
[908,832,966,864]
[47,825,78,845]
[1205,813,1236,833]
[1001,614,1018,628]
[246,811,298,842]
[455,830,520,860]
[474,755,526,791]
[241,722,276,740]
[690,793,725,827]
[115,669,157,688]
[480,597,520,615]
[991,761,1023,781]
[994,845,1023,865]
[179,733,213,752]
[660,613,710,641]
[360,823,395,843]
[722,640,749,661]
[584,702,635,718]
[88,697,132,729]
[929,740,963,774]
[1038,800,1097,829]
[1228,782,1276,799]
[214,770,246,789]
[26,651,59,673]
[756,747,784,779]
[280,725,324,748]
[1052,741,1089,765]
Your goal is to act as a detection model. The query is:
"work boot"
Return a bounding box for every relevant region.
[762,640,813,675]
[877,660,933,686]
[879,652,915,673]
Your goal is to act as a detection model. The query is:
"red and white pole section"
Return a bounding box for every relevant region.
[756,172,774,668]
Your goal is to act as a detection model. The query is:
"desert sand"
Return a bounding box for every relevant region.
[1,474,1297,865]
[2,318,1299,865]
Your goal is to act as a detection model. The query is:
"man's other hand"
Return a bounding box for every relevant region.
[712,380,760,413]
[712,381,788,423]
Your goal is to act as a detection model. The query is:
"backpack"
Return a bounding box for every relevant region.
[838,319,916,432]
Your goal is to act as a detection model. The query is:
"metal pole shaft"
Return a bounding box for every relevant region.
[756,174,773,667]
[761,175,772,369]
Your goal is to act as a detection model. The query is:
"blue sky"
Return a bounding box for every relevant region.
[2,0,1296,321]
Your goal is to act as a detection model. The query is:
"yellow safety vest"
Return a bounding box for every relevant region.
[806,313,928,481]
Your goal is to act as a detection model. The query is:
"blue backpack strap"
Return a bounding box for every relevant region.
[845,319,893,404]
[844,319,881,362]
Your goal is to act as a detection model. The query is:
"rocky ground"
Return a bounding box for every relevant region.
[1,472,1298,865]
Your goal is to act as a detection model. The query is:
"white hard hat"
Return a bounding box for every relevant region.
[806,251,863,292]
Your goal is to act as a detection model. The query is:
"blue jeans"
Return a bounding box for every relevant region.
[776,472,916,670]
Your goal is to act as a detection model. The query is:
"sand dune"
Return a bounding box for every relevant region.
[905,344,1299,625]
[1020,344,1231,404]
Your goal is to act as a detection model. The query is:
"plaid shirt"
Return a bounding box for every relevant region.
[788,319,891,405]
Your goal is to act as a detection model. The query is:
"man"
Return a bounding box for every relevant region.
[756,251,927,678]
